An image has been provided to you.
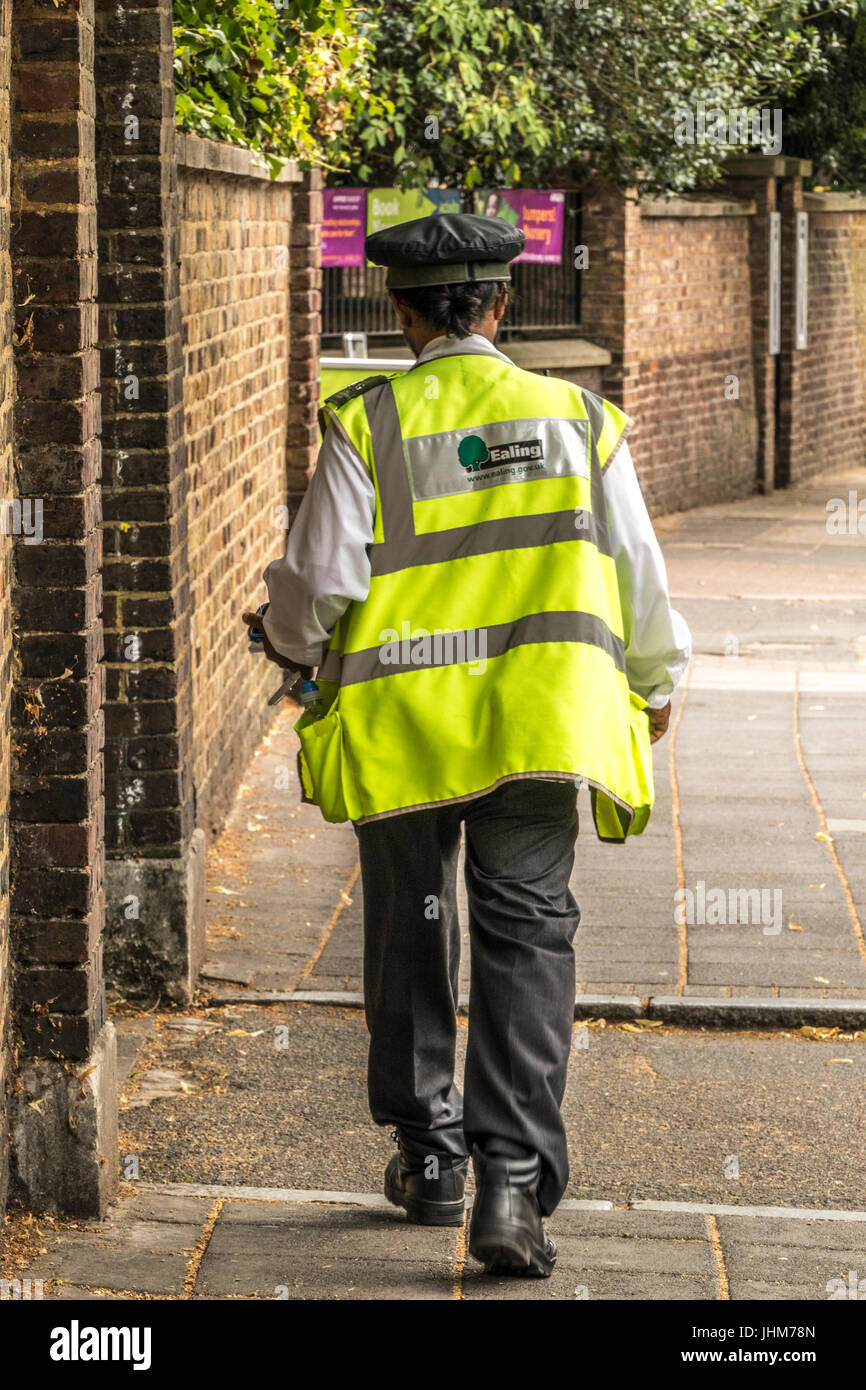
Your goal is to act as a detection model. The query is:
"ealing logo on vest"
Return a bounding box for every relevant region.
[457,433,544,481]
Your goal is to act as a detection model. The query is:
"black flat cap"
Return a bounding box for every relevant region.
[366,212,525,288]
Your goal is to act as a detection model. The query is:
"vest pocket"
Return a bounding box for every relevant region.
[296,707,353,823]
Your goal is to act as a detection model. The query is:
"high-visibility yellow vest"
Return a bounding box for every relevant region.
[296,340,654,839]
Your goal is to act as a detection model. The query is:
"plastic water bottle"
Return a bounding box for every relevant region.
[300,679,322,714]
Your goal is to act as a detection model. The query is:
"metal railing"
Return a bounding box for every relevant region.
[321,191,581,346]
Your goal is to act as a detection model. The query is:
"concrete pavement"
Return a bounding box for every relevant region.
[14,1182,866,1301]
[5,463,865,1303]
[9,994,866,1300]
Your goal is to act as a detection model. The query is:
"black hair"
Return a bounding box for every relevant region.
[392,279,508,339]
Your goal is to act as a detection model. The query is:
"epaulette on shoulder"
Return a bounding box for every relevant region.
[319,373,397,439]
[323,373,392,413]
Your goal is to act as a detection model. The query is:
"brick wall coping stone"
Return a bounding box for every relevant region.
[640,196,756,218]
[723,155,813,177]
[503,338,612,369]
[368,338,612,369]
[802,191,866,213]
[176,133,301,183]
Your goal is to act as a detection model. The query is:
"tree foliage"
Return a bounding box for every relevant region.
[173,0,863,191]
[173,0,376,175]
[781,0,866,189]
[328,0,850,194]
[343,0,551,189]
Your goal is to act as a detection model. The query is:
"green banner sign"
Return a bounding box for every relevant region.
[366,188,462,262]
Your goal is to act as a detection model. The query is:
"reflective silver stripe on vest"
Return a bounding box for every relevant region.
[363,383,415,542]
[369,507,610,577]
[582,387,633,475]
[318,647,343,682]
[333,610,626,686]
[361,374,613,576]
[580,389,612,555]
[403,417,589,503]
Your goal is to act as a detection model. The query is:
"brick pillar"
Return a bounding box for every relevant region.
[776,174,806,488]
[9,0,117,1215]
[286,167,322,512]
[724,169,778,492]
[0,0,12,1219]
[578,178,641,417]
[95,0,204,1001]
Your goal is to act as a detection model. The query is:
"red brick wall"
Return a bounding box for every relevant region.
[580,178,641,410]
[178,157,297,835]
[96,0,192,870]
[11,0,106,1064]
[580,186,759,516]
[287,169,322,513]
[631,210,758,514]
[724,173,777,492]
[0,0,12,1215]
[780,203,866,485]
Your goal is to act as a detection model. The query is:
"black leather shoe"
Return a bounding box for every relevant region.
[468,1146,557,1277]
[384,1131,469,1227]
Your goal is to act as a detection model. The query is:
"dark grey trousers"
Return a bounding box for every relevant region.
[355,778,580,1216]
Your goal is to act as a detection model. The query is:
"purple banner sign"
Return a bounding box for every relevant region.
[322,188,366,267]
[476,189,565,264]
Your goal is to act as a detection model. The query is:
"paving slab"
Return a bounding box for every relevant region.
[44,1285,143,1301]
[25,1220,200,1295]
[16,1184,866,1301]
[721,1240,866,1300]
[196,1204,455,1301]
[716,1215,866,1247]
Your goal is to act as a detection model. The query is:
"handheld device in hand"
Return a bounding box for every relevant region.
[247,602,305,705]
[268,672,303,706]
[247,602,269,642]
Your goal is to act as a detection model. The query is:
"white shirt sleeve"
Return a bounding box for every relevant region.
[603,441,692,708]
[261,417,375,667]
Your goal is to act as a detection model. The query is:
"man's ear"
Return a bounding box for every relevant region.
[494,285,509,321]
